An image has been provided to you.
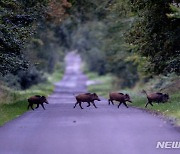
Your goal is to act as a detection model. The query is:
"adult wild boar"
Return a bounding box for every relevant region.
[73,93,101,109]
[27,95,49,110]
[108,92,132,108]
[142,90,169,108]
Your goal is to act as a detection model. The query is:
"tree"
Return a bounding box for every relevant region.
[66,0,139,87]
[127,0,180,75]
[0,0,47,75]
[102,0,139,87]
[0,0,72,89]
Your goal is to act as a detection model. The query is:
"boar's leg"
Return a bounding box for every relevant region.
[108,99,110,105]
[145,102,149,108]
[149,101,153,106]
[108,99,114,105]
[145,100,153,108]
[111,100,114,105]
[36,104,39,109]
[87,102,91,107]
[79,102,83,109]
[123,102,128,108]
[27,104,31,110]
[92,101,97,108]
[118,102,122,108]
[108,99,112,105]
[41,103,46,110]
[30,104,34,110]
[73,102,78,108]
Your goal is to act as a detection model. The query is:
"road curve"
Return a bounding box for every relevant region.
[0,52,179,154]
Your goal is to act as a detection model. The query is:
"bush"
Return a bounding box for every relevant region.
[1,67,46,90]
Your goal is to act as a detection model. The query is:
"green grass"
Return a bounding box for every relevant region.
[87,72,117,97]
[0,100,27,126]
[87,72,180,126]
[131,92,180,126]
[47,70,64,83]
[0,70,63,126]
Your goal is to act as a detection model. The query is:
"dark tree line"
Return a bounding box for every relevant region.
[0,0,70,89]
[127,0,180,75]
[0,0,179,89]
[67,0,180,87]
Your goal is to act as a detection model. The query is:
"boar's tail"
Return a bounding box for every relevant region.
[142,89,148,96]
[159,87,165,92]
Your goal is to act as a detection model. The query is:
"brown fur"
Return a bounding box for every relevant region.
[108,92,132,108]
[142,90,169,108]
[73,93,101,109]
[27,95,48,110]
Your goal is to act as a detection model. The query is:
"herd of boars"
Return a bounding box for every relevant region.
[27,90,169,110]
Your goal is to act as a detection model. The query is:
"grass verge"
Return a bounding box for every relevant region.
[87,72,180,126]
[0,70,63,126]
[87,72,117,97]
[131,92,180,126]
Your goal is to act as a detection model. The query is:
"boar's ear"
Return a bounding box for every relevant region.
[93,93,97,96]
[125,94,130,98]
[41,96,46,99]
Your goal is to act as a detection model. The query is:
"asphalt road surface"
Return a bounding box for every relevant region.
[0,52,179,154]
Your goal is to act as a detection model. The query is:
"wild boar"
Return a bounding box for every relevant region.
[27,95,49,110]
[142,90,169,108]
[73,93,101,109]
[108,92,132,108]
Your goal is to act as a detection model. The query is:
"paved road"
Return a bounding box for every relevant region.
[0,52,179,154]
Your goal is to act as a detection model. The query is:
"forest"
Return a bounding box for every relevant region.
[0,0,180,125]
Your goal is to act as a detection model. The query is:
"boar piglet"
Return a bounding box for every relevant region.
[142,90,169,108]
[27,95,48,110]
[108,92,132,108]
[73,93,101,109]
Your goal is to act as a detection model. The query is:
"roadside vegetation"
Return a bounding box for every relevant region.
[87,72,117,97]
[0,69,63,126]
[0,0,67,125]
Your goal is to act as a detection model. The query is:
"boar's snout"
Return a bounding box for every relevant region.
[163,94,169,102]
[127,98,132,103]
[125,94,132,103]
[41,96,49,104]
[93,93,101,101]
[97,98,101,101]
[165,93,169,99]
[45,99,49,104]
[94,96,101,101]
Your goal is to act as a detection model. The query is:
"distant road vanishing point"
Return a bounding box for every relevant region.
[0,52,179,154]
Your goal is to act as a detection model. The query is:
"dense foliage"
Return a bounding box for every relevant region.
[66,0,139,87]
[0,0,179,89]
[0,0,70,89]
[0,0,38,75]
[127,0,180,75]
[67,0,179,87]
[103,0,139,87]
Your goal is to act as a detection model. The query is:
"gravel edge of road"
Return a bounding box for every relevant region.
[130,106,180,132]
